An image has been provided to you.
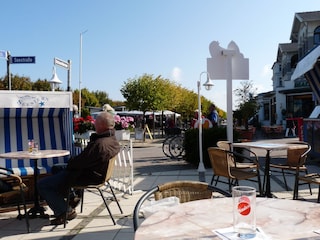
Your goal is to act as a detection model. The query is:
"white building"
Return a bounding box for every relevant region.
[257,11,320,128]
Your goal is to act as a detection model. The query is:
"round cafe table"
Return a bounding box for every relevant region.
[0,149,70,218]
[135,198,320,240]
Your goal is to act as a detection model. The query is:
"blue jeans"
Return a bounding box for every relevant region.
[38,170,69,216]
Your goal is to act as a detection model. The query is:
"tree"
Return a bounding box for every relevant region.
[121,74,168,112]
[32,79,51,91]
[234,81,259,129]
[94,90,111,106]
[11,75,33,90]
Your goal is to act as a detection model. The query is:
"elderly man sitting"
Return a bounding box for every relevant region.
[38,112,120,225]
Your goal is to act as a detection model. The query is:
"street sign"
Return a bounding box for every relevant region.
[11,56,36,64]
[0,50,7,58]
[54,57,69,69]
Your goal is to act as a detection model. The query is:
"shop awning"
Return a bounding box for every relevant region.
[291,45,320,81]
[291,45,320,103]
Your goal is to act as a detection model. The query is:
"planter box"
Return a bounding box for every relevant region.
[74,130,95,140]
[115,130,131,141]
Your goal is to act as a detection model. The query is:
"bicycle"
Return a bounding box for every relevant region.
[168,134,184,159]
[162,128,185,159]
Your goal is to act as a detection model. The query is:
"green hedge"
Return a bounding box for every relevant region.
[184,127,239,168]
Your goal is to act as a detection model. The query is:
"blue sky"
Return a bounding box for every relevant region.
[0,1,319,111]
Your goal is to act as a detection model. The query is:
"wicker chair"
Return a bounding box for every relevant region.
[64,156,123,227]
[217,141,258,169]
[207,147,262,194]
[294,173,320,202]
[0,167,30,233]
[269,141,311,192]
[133,180,231,231]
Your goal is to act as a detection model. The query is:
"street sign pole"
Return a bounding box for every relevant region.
[8,55,36,90]
[7,51,11,91]
[54,57,72,91]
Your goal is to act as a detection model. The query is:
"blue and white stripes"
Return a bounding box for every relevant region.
[0,107,73,176]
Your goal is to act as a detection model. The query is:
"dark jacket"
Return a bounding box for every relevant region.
[66,129,120,186]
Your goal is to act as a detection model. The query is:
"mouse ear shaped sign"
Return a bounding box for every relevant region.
[207,41,249,80]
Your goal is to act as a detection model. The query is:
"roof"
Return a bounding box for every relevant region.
[276,43,298,61]
[278,43,298,53]
[291,11,320,42]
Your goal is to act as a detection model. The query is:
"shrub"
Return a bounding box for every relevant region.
[184,127,240,168]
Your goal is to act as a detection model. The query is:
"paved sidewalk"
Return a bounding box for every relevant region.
[0,136,319,240]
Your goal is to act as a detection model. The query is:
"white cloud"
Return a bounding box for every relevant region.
[261,64,272,78]
[171,67,182,82]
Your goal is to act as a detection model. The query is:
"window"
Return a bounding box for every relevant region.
[263,103,269,120]
[279,77,283,87]
[314,26,320,46]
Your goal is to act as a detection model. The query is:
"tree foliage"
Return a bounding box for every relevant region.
[0,73,225,122]
[120,74,225,123]
[234,81,259,129]
[121,74,166,112]
[94,90,111,106]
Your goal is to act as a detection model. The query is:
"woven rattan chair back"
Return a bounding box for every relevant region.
[154,181,212,203]
[208,147,232,178]
[287,145,309,167]
[133,180,230,231]
[270,141,311,192]
[217,141,236,167]
[217,141,231,151]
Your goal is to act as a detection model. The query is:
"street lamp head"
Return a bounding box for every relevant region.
[203,78,214,91]
[49,66,62,91]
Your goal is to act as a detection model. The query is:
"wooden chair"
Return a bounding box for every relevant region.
[0,167,30,233]
[64,156,123,227]
[269,141,312,192]
[133,180,231,231]
[207,147,262,195]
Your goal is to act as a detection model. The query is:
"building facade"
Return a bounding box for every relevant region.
[257,11,320,127]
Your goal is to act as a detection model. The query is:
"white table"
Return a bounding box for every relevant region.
[135,198,320,240]
[233,142,289,197]
[0,150,70,218]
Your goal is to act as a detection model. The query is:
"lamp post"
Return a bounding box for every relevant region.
[197,71,214,182]
[79,30,88,117]
[49,66,62,91]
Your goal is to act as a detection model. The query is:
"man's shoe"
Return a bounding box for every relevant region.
[69,197,81,209]
[67,209,77,220]
[50,210,77,225]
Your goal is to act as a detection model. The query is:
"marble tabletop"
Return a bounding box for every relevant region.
[135,198,320,240]
[0,149,70,159]
[232,142,289,151]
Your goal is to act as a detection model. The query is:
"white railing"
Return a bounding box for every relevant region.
[74,133,134,195]
[110,140,134,194]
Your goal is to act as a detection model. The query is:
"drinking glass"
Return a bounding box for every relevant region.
[232,186,256,239]
[32,141,39,154]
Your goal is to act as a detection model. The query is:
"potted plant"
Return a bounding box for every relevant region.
[73,116,95,136]
[234,81,259,140]
[114,115,135,140]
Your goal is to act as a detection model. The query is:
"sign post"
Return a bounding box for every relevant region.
[54,57,72,91]
[7,55,36,90]
[207,41,249,143]
[11,56,36,64]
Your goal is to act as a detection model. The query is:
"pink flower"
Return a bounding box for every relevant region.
[114,115,135,130]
